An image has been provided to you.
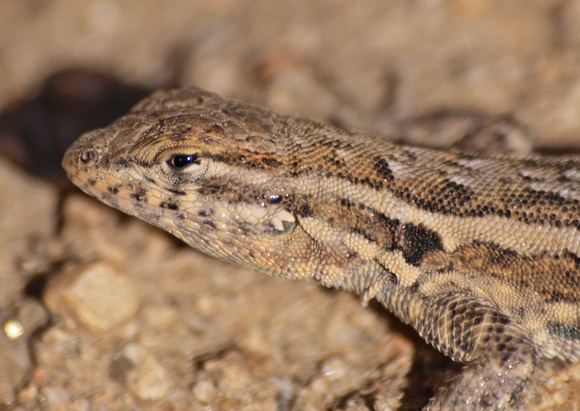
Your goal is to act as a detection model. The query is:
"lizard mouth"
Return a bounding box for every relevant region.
[63,161,146,217]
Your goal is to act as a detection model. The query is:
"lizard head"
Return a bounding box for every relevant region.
[62,87,320,278]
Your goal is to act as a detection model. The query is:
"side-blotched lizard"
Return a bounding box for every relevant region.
[62,87,580,409]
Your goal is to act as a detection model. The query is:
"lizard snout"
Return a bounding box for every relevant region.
[62,130,107,176]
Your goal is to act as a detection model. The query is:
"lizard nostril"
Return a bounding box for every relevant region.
[80,149,97,164]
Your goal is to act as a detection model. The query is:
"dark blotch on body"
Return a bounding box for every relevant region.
[399,224,444,266]
[374,157,394,182]
[160,201,179,211]
[298,202,314,218]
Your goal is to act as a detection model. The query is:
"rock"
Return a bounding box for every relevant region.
[44,261,140,333]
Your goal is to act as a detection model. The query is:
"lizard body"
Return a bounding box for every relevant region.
[62,87,580,409]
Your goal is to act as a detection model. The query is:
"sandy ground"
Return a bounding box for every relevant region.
[1,1,580,409]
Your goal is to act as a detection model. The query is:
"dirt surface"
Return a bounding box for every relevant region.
[2,1,580,409]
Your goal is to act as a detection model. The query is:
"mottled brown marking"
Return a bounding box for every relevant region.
[438,242,580,303]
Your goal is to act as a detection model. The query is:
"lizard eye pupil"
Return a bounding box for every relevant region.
[170,154,199,169]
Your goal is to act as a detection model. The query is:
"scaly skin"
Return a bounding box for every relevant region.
[63,87,580,409]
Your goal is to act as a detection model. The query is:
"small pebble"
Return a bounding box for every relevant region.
[40,385,70,407]
[321,357,347,382]
[44,261,140,333]
[192,379,217,404]
[123,343,170,401]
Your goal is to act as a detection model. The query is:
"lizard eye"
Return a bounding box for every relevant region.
[167,154,200,170]
[160,151,207,181]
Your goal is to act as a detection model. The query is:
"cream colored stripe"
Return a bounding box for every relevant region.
[295,175,580,256]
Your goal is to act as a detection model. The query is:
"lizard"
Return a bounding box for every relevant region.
[62,87,580,409]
